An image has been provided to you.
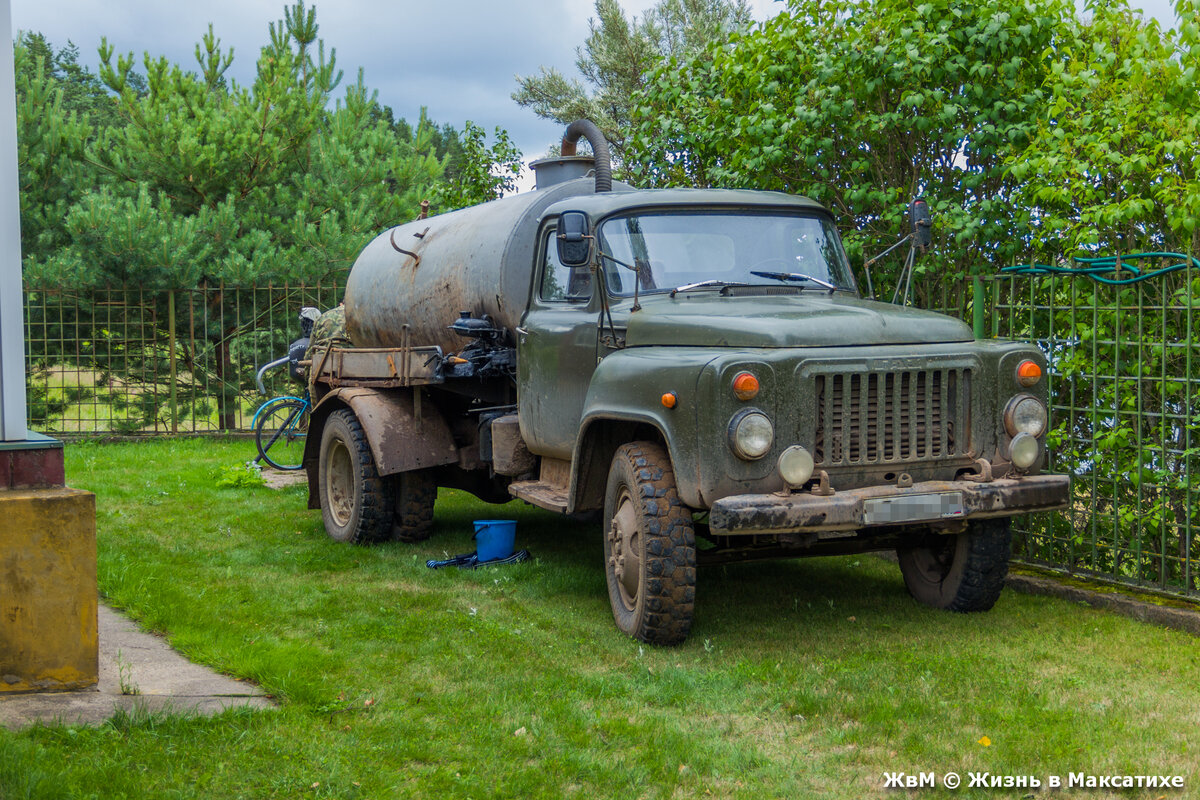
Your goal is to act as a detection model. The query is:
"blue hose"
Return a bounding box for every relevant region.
[426,549,531,570]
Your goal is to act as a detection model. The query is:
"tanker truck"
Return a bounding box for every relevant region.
[299,120,1068,645]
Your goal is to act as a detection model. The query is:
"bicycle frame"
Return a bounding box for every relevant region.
[250,393,309,431]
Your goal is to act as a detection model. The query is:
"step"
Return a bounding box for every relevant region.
[508,480,569,514]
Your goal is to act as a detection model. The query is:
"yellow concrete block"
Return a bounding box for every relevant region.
[0,487,97,693]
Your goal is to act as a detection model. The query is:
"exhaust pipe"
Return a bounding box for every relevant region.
[560,119,612,193]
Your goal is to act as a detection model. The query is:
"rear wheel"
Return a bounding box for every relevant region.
[318,409,394,544]
[393,470,436,542]
[897,518,1012,612]
[603,442,696,645]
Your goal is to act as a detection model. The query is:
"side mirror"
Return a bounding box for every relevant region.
[557,211,592,267]
[910,197,932,251]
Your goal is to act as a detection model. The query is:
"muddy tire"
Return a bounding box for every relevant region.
[393,470,436,542]
[603,442,697,645]
[318,409,394,544]
[897,518,1012,612]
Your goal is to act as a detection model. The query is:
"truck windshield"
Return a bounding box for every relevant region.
[597,211,856,296]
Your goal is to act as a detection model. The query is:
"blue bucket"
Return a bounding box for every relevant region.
[474,519,517,562]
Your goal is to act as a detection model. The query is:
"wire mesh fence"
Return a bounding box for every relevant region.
[941,268,1200,600]
[22,270,1200,600]
[24,284,342,435]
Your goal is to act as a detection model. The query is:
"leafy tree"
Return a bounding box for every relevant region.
[430,122,522,212]
[1005,0,1199,257]
[627,0,1079,298]
[512,0,751,160]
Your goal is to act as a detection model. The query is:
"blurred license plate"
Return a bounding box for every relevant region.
[862,492,965,525]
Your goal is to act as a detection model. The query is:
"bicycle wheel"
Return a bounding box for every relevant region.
[255,398,309,470]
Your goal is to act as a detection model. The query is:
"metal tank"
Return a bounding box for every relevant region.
[345,121,615,354]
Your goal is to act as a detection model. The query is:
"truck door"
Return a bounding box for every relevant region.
[517,226,601,459]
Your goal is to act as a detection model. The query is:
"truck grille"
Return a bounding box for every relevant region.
[814,369,972,465]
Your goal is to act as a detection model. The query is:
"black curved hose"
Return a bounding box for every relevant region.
[560,119,612,193]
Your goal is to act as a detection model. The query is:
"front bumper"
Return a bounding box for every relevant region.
[708,474,1069,536]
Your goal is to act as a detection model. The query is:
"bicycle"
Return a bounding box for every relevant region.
[251,308,320,471]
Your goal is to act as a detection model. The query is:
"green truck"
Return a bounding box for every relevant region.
[301,120,1068,645]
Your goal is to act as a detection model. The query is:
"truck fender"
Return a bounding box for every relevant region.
[566,348,715,511]
[570,413,674,513]
[302,387,458,509]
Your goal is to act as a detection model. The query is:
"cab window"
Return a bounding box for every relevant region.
[597,211,856,295]
[539,229,592,302]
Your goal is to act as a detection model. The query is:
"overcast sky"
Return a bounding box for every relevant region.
[10,0,1182,166]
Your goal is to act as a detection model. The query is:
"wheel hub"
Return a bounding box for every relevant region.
[909,537,956,585]
[325,438,354,527]
[608,488,641,610]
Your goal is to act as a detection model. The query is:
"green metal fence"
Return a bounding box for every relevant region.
[962,269,1200,600]
[24,284,342,435]
[22,274,1200,601]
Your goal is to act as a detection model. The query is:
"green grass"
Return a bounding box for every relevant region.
[3,438,1198,799]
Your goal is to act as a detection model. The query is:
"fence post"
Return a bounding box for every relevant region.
[992,276,1001,339]
[972,275,985,340]
[168,289,178,434]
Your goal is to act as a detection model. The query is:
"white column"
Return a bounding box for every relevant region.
[0,0,27,442]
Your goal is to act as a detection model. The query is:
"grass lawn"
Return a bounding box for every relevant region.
[2,438,1198,799]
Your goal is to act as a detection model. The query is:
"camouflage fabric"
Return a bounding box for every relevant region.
[305,304,351,379]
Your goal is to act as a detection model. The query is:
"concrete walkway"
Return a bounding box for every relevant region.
[0,604,274,730]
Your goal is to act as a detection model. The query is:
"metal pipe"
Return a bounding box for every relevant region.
[561,119,612,193]
[256,355,290,396]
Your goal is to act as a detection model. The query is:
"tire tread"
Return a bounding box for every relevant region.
[946,518,1011,612]
[393,471,436,542]
[606,442,697,645]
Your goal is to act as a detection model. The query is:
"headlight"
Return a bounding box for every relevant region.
[778,445,815,486]
[1004,394,1047,437]
[1009,432,1040,469]
[729,410,774,460]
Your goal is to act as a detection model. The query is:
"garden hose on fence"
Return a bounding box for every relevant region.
[1001,252,1200,284]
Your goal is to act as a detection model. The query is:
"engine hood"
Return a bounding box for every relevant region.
[622,292,973,348]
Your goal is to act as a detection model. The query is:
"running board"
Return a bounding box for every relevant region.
[508,480,569,514]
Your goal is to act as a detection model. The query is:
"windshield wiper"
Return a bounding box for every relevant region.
[749,270,838,291]
[670,280,750,296]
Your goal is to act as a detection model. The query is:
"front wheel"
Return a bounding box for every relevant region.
[603,442,696,645]
[897,518,1012,612]
[254,398,308,470]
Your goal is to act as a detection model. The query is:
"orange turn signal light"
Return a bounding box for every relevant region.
[1017,360,1042,387]
[733,372,760,401]
[661,392,678,409]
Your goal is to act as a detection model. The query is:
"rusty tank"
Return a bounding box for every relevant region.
[344,121,615,353]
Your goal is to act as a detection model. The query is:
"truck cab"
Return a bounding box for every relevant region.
[301,121,1068,645]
